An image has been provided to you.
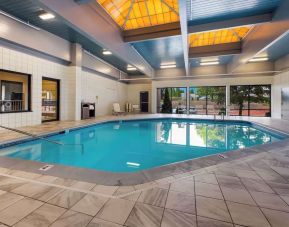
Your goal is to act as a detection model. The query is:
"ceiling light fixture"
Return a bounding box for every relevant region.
[200,61,219,66]
[102,49,112,55]
[249,57,268,62]
[160,64,176,69]
[38,11,55,20]
[160,62,176,69]
[127,65,137,71]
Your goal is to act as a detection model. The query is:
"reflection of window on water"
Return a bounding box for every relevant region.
[0,70,30,113]
[156,122,187,145]
[156,122,227,148]
[156,122,273,149]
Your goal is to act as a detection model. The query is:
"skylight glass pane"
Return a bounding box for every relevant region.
[189,26,251,47]
[97,0,179,30]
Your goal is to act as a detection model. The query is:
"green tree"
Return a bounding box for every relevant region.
[196,87,225,104]
[161,88,172,113]
[230,85,270,116]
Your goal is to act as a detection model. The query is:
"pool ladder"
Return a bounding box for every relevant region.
[0,125,84,153]
[213,113,225,121]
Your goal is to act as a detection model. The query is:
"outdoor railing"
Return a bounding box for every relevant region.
[0,100,24,113]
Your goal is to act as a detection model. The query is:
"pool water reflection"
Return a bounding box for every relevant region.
[0,119,284,172]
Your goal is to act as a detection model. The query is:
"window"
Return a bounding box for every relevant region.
[157,87,187,114]
[230,85,271,117]
[189,86,226,115]
[0,70,31,113]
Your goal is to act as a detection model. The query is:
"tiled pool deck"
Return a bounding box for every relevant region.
[0,114,288,226]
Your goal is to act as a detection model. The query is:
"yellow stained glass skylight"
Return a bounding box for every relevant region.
[97,0,179,30]
[189,26,252,48]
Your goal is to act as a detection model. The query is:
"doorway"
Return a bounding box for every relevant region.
[42,78,60,122]
[140,91,149,112]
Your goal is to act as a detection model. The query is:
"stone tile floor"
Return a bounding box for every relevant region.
[0,148,287,226]
[0,114,288,226]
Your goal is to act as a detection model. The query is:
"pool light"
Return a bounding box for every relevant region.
[126,162,140,167]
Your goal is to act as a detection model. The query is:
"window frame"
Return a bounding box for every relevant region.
[0,69,32,114]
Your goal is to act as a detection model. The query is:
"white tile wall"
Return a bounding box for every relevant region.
[0,47,99,128]
[0,46,129,128]
[81,70,128,116]
[272,70,289,119]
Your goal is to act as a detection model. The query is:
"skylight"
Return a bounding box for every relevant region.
[97,0,179,30]
[189,26,252,47]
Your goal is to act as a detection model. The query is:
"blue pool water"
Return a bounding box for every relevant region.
[0,119,286,172]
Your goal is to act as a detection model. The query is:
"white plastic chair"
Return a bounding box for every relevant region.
[112,103,125,115]
[132,104,141,113]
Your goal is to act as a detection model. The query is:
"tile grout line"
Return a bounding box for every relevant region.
[238,171,274,227]
[193,176,199,227]
[213,172,234,224]
[0,172,117,199]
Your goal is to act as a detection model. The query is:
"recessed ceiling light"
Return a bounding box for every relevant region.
[249,57,268,62]
[160,64,176,69]
[200,61,219,66]
[127,65,137,71]
[160,62,176,69]
[102,49,112,55]
[38,11,55,20]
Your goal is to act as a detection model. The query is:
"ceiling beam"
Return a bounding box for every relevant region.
[123,22,180,42]
[188,13,272,34]
[189,42,241,58]
[178,0,189,76]
[228,0,289,73]
[35,0,154,77]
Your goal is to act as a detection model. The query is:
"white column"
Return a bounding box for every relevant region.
[68,43,82,121]
[226,85,230,116]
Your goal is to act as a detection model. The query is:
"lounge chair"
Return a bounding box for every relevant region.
[132,104,141,113]
[112,103,125,115]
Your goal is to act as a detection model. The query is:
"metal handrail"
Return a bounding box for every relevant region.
[0,125,84,153]
[0,125,63,145]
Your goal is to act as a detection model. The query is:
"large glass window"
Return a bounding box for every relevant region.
[157,87,187,114]
[0,70,31,113]
[230,85,271,117]
[189,86,226,115]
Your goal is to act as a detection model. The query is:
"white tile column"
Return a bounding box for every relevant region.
[68,43,82,121]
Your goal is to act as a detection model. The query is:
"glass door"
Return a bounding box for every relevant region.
[42,78,59,122]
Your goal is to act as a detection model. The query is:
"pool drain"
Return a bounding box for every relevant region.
[39,164,54,171]
[218,154,227,159]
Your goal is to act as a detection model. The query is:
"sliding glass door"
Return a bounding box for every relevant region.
[42,78,60,122]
